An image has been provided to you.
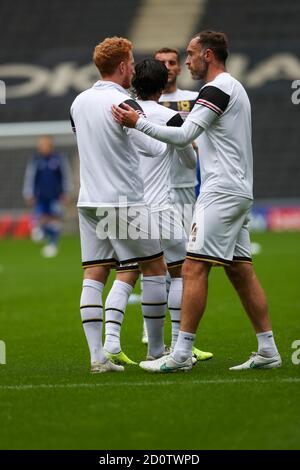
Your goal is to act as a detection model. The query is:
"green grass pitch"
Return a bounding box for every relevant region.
[0,232,300,450]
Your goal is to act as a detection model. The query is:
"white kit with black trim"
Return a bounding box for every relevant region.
[159,89,198,188]
[187,72,253,200]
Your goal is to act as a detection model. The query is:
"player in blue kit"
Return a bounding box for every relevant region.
[23,136,72,257]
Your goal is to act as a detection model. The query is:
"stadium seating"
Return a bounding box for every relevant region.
[198,0,300,199]
[0,0,299,213]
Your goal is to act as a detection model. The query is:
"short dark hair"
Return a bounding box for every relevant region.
[194,30,228,64]
[132,59,168,100]
[154,47,180,63]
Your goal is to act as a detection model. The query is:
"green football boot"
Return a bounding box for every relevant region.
[105,350,137,365]
[192,346,213,361]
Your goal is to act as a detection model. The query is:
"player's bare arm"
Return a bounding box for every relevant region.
[112,103,139,128]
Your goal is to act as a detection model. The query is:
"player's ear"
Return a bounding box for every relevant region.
[205,48,213,62]
[119,61,125,74]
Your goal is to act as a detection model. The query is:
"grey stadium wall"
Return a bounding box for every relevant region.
[0,0,299,215]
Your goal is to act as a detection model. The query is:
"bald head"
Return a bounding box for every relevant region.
[37,136,54,155]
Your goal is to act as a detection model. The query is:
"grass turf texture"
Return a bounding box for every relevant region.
[0,232,299,450]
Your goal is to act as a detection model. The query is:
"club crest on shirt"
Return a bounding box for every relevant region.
[160,100,195,113]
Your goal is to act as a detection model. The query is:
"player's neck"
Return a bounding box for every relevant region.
[101,75,126,89]
[204,65,226,84]
[141,92,161,103]
[163,82,177,94]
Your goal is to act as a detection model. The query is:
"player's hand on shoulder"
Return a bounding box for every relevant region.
[111,103,139,128]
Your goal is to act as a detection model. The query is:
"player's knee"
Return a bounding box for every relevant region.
[168,264,183,278]
[139,256,167,277]
[83,265,111,284]
[225,261,254,285]
[116,270,140,286]
[182,259,207,281]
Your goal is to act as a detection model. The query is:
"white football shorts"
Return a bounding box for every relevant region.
[78,206,163,268]
[170,186,196,236]
[186,192,253,266]
[116,207,187,272]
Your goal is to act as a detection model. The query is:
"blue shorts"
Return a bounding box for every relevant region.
[35,199,63,218]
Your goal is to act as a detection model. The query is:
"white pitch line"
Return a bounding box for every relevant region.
[0,378,299,391]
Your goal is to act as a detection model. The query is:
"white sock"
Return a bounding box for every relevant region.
[142,275,167,358]
[80,279,106,364]
[173,330,195,362]
[257,330,278,357]
[104,280,133,354]
[166,272,172,296]
[140,275,147,338]
[168,277,182,350]
[143,320,148,337]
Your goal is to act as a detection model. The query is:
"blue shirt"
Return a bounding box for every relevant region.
[23,152,72,201]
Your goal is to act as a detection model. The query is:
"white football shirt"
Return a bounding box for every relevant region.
[136,73,253,200]
[136,100,184,211]
[159,89,198,188]
[71,80,162,207]
[187,73,253,199]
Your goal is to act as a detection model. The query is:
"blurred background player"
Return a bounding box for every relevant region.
[104,59,212,364]
[23,136,72,257]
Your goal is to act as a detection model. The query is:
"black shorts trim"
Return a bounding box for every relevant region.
[167,260,185,268]
[82,258,117,268]
[115,265,140,273]
[233,256,252,264]
[186,252,231,267]
[121,251,164,265]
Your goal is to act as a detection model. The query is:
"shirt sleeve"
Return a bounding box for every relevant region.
[187,85,230,129]
[119,99,146,117]
[128,128,168,159]
[135,117,203,148]
[69,111,76,134]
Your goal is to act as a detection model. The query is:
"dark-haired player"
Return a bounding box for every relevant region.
[154,47,199,229]
[104,59,212,363]
[112,31,281,372]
